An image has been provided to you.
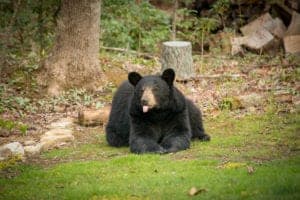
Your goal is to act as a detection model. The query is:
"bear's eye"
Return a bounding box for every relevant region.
[152,87,159,92]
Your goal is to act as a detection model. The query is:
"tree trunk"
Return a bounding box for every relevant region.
[40,0,104,96]
[171,0,178,40]
[161,41,194,80]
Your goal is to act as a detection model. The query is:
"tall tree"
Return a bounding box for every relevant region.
[40,0,104,96]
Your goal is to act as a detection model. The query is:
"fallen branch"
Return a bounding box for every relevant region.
[177,74,246,82]
[241,63,297,74]
[100,46,157,60]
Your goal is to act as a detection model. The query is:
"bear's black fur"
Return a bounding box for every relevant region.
[106,68,210,154]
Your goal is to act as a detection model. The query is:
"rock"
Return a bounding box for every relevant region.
[24,143,43,155]
[40,129,74,151]
[238,93,264,108]
[48,118,74,129]
[0,142,24,161]
[24,140,36,146]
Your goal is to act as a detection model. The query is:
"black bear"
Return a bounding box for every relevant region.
[106,68,210,154]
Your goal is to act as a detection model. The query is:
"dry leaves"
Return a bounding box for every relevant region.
[188,187,207,196]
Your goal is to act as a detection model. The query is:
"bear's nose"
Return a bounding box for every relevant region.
[141,99,148,105]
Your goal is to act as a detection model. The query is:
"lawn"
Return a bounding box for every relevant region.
[1,109,299,200]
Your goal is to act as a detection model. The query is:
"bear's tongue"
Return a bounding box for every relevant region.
[143,105,149,113]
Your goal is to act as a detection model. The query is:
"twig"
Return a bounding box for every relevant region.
[241,63,297,73]
[177,74,246,82]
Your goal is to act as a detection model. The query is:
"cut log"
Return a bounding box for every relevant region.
[240,13,286,39]
[161,41,194,80]
[244,28,274,50]
[78,106,111,126]
[284,11,300,55]
[269,18,287,38]
[240,13,274,36]
[231,36,246,55]
[231,29,275,55]
[233,13,286,55]
[284,35,300,54]
[285,11,300,35]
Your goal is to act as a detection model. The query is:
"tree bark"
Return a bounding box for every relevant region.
[171,0,178,40]
[161,41,194,80]
[40,0,104,96]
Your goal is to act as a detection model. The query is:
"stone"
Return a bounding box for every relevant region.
[40,129,74,151]
[0,142,24,161]
[238,93,264,108]
[24,143,43,155]
[48,118,74,129]
[24,140,36,146]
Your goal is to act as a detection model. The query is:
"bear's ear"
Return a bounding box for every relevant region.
[128,72,142,86]
[161,68,175,86]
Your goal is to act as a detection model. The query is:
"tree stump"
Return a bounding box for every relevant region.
[161,41,194,80]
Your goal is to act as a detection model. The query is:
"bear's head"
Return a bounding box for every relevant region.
[128,68,175,113]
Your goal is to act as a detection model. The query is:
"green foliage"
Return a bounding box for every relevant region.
[0,83,37,114]
[212,0,231,16]
[176,8,219,50]
[0,0,60,84]
[0,118,28,136]
[101,0,170,53]
[36,88,105,112]
[218,97,242,110]
[0,155,23,171]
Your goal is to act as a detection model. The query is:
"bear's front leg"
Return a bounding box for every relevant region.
[129,120,166,154]
[130,136,166,154]
[159,110,192,153]
[160,134,190,153]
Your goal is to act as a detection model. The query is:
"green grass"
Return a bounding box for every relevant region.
[1,110,299,199]
[0,157,299,200]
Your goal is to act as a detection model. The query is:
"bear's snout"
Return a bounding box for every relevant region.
[141,87,157,112]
